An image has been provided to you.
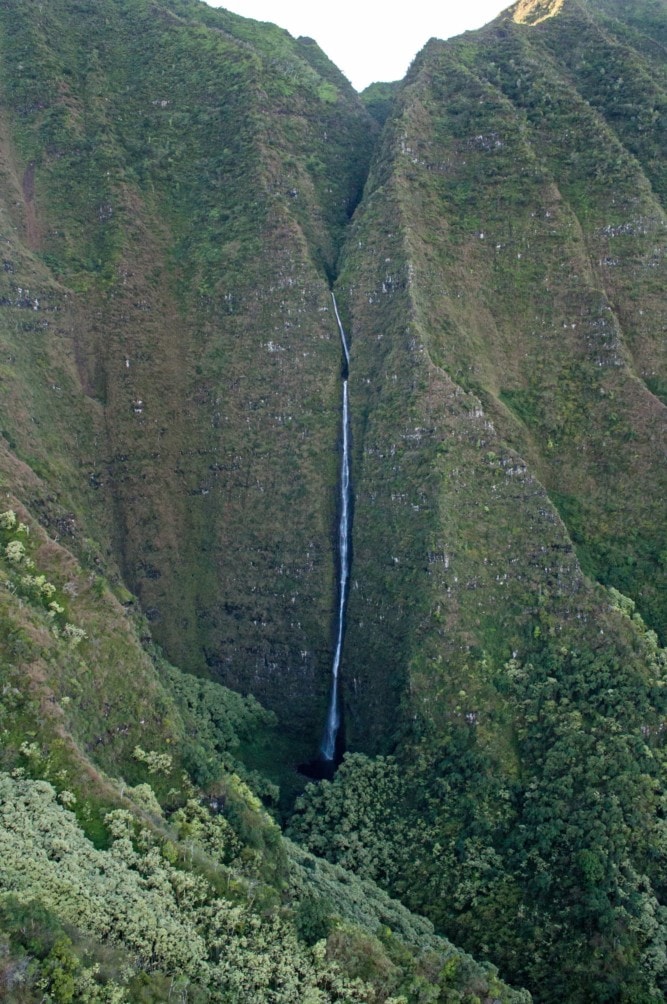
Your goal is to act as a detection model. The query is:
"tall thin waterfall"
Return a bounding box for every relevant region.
[321,292,351,761]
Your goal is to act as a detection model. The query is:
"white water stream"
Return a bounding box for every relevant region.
[321,292,351,761]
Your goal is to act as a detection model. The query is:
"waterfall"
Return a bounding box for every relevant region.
[321,292,352,761]
[331,290,350,369]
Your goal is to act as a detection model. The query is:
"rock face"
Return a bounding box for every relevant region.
[338,0,667,749]
[0,0,664,771]
[0,0,377,756]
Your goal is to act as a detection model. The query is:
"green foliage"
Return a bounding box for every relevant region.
[0,772,526,1002]
[361,81,400,126]
[162,661,279,799]
[285,844,529,1002]
[0,511,69,628]
[325,6,667,995]
[289,754,407,883]
[0,896,127,1002]
[291,621,667,1001]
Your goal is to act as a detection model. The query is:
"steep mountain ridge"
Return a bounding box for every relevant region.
[336,0,666,749]
[310,3,667,995]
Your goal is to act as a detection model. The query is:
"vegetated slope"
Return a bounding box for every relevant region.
[0,500,529,1002]
[291,0,667,998]
[340,0,666,743]
[0,0,377,758]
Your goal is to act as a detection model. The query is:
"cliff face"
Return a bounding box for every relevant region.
[323,3,667,993]
[339,0,666,747]
[0,0,377,755]
[1,0,663,756]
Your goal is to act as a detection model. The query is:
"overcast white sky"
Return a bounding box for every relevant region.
[204,1,513,91]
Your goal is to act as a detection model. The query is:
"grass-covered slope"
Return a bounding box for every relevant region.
[0,0,377,756]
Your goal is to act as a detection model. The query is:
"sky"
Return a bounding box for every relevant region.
[204,0,513,91]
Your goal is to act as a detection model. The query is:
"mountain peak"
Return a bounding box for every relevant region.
[510,0,567,24]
